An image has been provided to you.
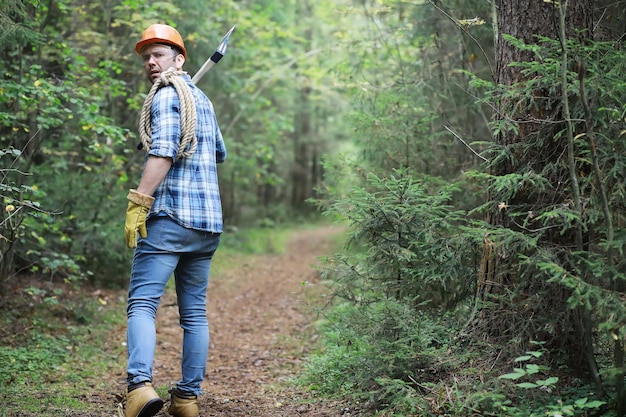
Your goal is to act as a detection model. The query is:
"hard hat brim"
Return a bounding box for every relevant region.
[135,39,187,58]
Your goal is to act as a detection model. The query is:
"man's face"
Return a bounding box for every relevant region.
[140,44,184,83]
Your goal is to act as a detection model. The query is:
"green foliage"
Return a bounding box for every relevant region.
[499,347,555,387]
[1,56,133,287]
[494,346,607,416]
[0,151,47,282]
[0,338,69,386]
[1,0,357,290]
[468,31,626,406]
[300,300,451,414]
[492,27,626,417]
[329,169,477,311]
[219,224,292,255]
[304,2,626,416]
[0,0,42,46]
[0,281,126,415]
[300,1,495,414]
[203,0,354,224]
[4,0,626,415]
[302,168,478,414]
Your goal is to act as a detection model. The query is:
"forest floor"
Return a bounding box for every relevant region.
[101,224,356,416]
[0,226,361,417]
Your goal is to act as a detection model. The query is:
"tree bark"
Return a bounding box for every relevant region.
[478,0,595,370]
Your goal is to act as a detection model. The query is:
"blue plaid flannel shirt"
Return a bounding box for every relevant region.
[146,74,226,232]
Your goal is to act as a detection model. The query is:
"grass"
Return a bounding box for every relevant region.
[0,281,127,416]
[210,222,332,276]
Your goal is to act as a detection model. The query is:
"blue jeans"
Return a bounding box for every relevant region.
[126,215,221,396]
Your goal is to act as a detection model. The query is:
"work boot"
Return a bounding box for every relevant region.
[120,382,164,417]
[167,388,199,417]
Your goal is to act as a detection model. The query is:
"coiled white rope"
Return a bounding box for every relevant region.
[138,68,197,160]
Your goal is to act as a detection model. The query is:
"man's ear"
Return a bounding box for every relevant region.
[176,54,186,70]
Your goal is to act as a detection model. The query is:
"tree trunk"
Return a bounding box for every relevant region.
[478,0,596,372]
[291,0,314,212]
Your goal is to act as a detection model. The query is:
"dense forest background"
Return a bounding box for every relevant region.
[3,0,626,415]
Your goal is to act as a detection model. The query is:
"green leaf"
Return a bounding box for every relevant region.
[525,364,541,374]
[575,399,605,409]
[536,377,558,386]
[499,368,526,380]
[515,382,538,389]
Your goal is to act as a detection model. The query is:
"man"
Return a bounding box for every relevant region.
[121,23,226,417]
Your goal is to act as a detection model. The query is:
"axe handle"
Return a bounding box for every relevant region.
[191,54,219,84]
[191,25,235,84]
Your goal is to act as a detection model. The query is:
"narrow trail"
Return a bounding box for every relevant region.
[108,225,348,416]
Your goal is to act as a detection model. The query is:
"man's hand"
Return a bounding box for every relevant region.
[125,189,155,248]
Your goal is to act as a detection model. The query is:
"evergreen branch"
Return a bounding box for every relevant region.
[443,125,487,162]
[509,218,559,234]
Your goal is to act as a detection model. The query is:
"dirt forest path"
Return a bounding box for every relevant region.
[109,225,350,417]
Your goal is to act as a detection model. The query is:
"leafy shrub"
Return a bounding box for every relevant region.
[327,169,478,312]
[301,169,479,414]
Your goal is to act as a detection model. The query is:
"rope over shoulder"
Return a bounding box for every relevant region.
[138,68,198,161]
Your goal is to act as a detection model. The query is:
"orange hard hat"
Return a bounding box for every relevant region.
[135,24,187,58]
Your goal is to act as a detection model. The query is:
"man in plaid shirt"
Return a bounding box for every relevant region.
[121,24,226,417]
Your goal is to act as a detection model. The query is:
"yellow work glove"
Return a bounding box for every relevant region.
[124,189,155,249]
